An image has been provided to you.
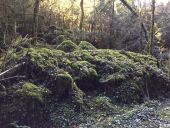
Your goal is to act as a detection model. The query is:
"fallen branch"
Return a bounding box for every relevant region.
[0,62,26,78]
[0,76,26,81]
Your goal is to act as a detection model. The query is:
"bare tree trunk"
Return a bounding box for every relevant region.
[138,0,143,51]
[109,0,115,48]
[79,0,84,31]
[2,0,7,45]
[148,0,155,55]
[168,49,170,77]
[91,0,96,32]
[71,0,75,29]
[110,0,115,35]
[32,0,40,43]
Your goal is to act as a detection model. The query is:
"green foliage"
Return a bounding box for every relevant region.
[56,40,80,52]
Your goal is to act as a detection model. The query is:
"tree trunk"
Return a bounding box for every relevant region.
[148,0,155,55]
[138,0,143,51]
[79,0,84,31]
[91,0,96,32]
[110,0,115,35]
[168,49,170,77]
[32,0,40,43]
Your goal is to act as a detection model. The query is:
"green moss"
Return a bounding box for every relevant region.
[56,72,74,96]
[79,41,97,50]
[71,61,98,80]
[1,40,170,127]
[56,40,80,52]
[2,45,168,104]
[72,83,85,104]
[120,50,158,67]
[15,82,49,102]
[48,72,74,98]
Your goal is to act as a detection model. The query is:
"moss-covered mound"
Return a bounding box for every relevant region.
[79,41,97,50]
[2,46,170,103]
[38,26,73,45]
[0,43,170,127]
[56,40,80,52]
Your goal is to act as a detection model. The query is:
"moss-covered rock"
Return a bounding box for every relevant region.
[79,41,97,50]
[72,83,85,105]
[56,40,80,52]
[47,72,74,98]
[38,26,73,45]
[15,82,49,102]
[2,46,170,103]
[0,82,50,127]
[71,61,98,80]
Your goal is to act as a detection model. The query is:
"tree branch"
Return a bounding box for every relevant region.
[119,0,137,16]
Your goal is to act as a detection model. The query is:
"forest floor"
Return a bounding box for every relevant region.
[49,97,170,128]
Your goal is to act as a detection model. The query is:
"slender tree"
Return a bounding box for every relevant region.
[91,0,96,32]
[32,0,40,43]
[110,0,115,35]
[79,0,84,31]
[148,0,155,54]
